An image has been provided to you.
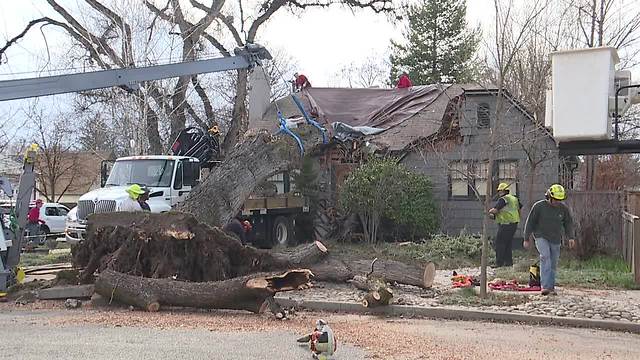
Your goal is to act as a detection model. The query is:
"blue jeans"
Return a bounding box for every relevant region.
[535,237,561,290]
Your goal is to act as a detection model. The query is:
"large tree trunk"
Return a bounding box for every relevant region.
[176,126,326,227]
[75,212,328,283]
[95,268,312,315]
[222,68,249,155]
[309,259,435,289]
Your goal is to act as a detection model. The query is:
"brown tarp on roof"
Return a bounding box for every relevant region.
[251,84,464,152]
[305,84,447,128]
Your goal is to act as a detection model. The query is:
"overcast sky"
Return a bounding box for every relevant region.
[0,1,638,129]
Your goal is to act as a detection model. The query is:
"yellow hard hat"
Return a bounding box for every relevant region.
[546,184,566,200]
[126,184,145,199]
[497,183,509,191]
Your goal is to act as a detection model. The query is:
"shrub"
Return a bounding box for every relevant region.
[340,158,439,242]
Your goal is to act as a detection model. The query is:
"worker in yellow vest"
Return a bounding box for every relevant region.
[488,183,522,267]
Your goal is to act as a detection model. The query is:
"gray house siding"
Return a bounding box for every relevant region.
[401,92,558,237]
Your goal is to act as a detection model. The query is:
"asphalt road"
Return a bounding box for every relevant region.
[0,312,363,360]
[3,308,640,359]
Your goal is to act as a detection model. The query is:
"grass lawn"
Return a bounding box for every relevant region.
[328,234,494,269]
[19,249,72,267]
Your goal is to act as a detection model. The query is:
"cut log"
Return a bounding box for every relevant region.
[351,275,393,308]
[94,268,313,314]
[176,126,326,227]
[75,212,328,283]
[349,259,434,289]
[309,259,435,289]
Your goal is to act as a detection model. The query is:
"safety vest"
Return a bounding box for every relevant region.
[496,194,520,224]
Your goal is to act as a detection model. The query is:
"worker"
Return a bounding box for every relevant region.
[116,184,144,212]
[138,186,151,211]
[396,71,412,88]
[293,72,312,92]
[26,199,46,242]
[523,184,576,295]
[223,217,249,244]
[488,183,522,267]
[297,319,337,360]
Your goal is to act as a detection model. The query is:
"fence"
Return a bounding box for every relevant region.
[622,212,640,285]
[565,191,624,255]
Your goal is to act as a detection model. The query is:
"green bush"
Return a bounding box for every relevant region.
[339,158,439,242]
[389,172,439,240]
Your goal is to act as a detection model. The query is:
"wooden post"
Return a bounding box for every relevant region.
[633,216,640,285]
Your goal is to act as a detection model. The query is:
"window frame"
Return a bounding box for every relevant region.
[448,160,519,200]
[477,102,491,128]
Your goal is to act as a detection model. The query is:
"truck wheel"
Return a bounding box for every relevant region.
[273,216,295,247]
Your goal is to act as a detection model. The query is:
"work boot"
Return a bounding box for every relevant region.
[541,288,551,295]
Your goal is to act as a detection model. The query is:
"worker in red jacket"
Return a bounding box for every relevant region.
[396,72,412,88]
[293,72,312,91]
[26,199,45,243]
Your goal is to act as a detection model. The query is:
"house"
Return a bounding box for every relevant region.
[36,151,115,208]
[0,153,29,202]
[253,84,560,237]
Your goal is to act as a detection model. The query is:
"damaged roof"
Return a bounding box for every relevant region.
[251,84,497,152]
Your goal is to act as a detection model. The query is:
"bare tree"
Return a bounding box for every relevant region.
[478,0,551,297]
[333,55,390,88]
[25,106,82,203]
[1,0,394,156]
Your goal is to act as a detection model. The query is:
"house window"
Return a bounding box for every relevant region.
[450,162,469,197]
[449,161,492,199]
[497,161,518,195]
[474,162,489,197]
[477,103,490,127]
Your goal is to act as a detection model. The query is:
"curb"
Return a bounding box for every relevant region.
[275,298,640,334]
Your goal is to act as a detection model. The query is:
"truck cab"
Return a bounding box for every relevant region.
[65,155,200,244]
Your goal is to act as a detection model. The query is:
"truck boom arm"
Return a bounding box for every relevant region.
[0,44,271,101]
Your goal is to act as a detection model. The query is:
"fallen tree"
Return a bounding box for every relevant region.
[75,212,328,283]
[175,127,326,227]
[95,268,312,317]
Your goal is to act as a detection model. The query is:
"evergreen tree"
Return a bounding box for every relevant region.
[390,0,480,85]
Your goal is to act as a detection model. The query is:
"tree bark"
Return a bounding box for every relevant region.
[75,212,328,283]
[176,125,325,227]
[95,268,312,314]
[309,259,435,289]
[222,68,249,155]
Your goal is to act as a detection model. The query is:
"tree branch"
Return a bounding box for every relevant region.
[191,76,215,122]
[83,0,134,65]
[46,0,124,67]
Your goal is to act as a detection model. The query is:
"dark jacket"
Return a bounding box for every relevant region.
[223,218,246,244]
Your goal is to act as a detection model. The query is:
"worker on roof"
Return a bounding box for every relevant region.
[293,72,312,92]
[396,71,412,89]
[488,183,522,268]
[116,184,144,212]
[524,184,576,296]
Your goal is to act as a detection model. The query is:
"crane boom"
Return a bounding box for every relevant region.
[0,44,271,101]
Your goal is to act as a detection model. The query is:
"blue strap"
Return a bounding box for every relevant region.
[276,111,304,155]
[290,94,328,144]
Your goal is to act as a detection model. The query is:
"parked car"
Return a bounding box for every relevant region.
[27,202,69,239]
